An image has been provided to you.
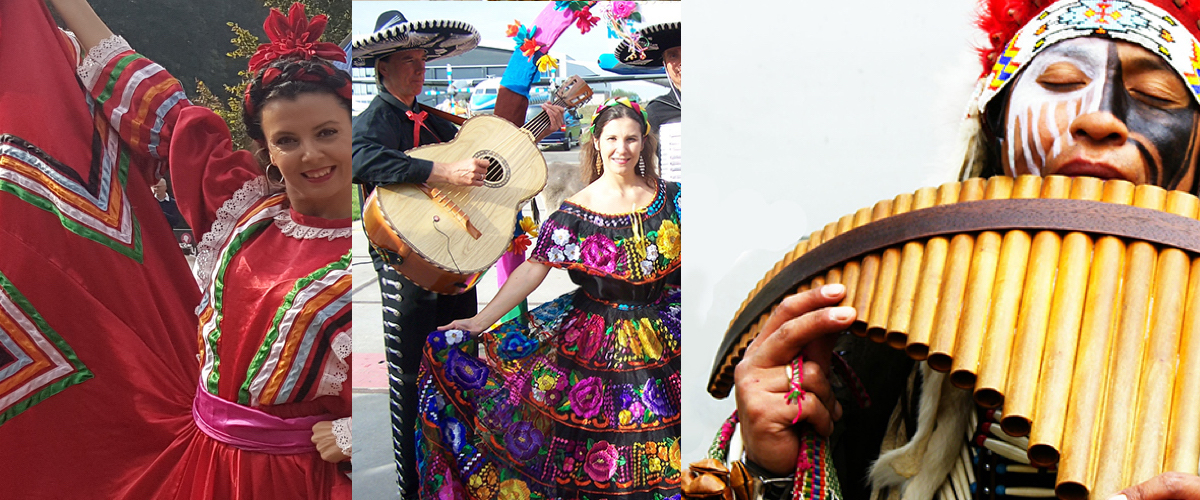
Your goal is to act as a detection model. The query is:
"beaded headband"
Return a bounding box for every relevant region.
[590,97,650,137]
[972,0,1200,112]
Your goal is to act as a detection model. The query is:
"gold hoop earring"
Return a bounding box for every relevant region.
[266,164,285,184]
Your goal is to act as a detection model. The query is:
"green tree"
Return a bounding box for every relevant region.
[611,88,641,102]
[198,0,350,151]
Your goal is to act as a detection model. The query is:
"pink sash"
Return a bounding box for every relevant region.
[192,386,329,455]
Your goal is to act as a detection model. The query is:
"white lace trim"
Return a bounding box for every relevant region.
[274,212,352,240]
[317,332,351,398]
[78,34,131,89]
[192,176,273,291]
[331,417,352,457]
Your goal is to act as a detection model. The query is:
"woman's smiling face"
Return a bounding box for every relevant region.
[998,37,1200,191]
[593,116,644,177]
[261,91,353,218]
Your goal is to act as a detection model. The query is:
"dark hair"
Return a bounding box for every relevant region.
[978,85,1010,180]
[242,58,352,144]
[579,103,659,184]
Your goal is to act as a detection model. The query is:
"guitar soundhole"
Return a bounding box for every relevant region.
[475,150,509,188]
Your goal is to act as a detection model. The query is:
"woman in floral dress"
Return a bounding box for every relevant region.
[417,98,682,499]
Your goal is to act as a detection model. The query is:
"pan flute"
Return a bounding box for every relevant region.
[708,175,1200,500]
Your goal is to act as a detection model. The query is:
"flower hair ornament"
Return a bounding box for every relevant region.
[590,97,650,138]
[242,3,350,115]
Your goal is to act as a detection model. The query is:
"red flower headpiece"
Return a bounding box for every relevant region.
[975,0,1200,77]
[247,3,345,75]
[243,3,350,116]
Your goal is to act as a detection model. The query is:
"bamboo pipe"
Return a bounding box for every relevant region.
[1001,175,1071,438]
[1090,184,1167,500]
[1129,190,1197,484]
[974,175,1042,407]
[851,200,893,337]
[906,181,963,360]
[1026,176,1102,467]
[927,177,989,372]
[1055,179,1134,500]
[887,187,938,349]
[867,193,913,343]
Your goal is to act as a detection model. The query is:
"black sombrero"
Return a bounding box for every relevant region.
[352,11,479,67]
[613,22,680,68]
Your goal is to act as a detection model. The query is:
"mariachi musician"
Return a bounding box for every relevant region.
[728,0,1200,499]
[613,21,681,183]
[350,11,563,500]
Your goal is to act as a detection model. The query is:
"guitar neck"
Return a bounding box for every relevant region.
[521,95,572,137]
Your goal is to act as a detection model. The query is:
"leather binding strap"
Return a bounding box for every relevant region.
[421,105,467,126]
[712,197,1200,384]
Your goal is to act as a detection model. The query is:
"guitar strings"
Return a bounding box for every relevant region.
[433,219,463,273]
[435,93,574,269]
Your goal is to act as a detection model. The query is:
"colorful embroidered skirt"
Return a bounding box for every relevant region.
[417,285,682,499]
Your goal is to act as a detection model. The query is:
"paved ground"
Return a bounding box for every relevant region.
[352,150,581,499]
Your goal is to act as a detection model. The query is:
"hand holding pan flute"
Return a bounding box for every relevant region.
[733,284,851,476]
[1116,473,1200,500]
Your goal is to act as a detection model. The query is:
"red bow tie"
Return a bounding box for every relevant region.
[406,110,429,147]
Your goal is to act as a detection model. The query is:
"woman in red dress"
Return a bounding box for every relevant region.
[48,0,354,497]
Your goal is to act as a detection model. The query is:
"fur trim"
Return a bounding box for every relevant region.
[869,363,974,500]
[956,86,990,181]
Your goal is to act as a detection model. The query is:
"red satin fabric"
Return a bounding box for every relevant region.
[125,423,350,500]
[0,0,199,497]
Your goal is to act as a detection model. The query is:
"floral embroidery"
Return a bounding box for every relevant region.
[417,182,682,498]
[498,478,532,500]
[437,479,466,500]
[535,373,557,391]
[497,331,538,361]
[441,417,467,453]
[446,349,488,390]
[563,243,581,261]
[469,463,500,498]
[569,376,605,419]
[643,378,675,417]
[581,233,618,272]
[657,219,680,260]
[636,318,664,360]
[585,441,620,482]
[552,227,572,246]
[531,182,680,284]
[505,421,544,461]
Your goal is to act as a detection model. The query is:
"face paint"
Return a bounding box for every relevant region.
[998,37,1200,192]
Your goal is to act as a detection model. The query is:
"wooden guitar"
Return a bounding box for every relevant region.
[364,76,593,294]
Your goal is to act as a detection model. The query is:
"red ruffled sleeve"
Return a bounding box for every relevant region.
[85,45,188,171]
[82,41,261,239]
[166,107,260,239]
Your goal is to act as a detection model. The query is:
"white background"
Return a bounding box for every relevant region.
[681,0,984,463]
